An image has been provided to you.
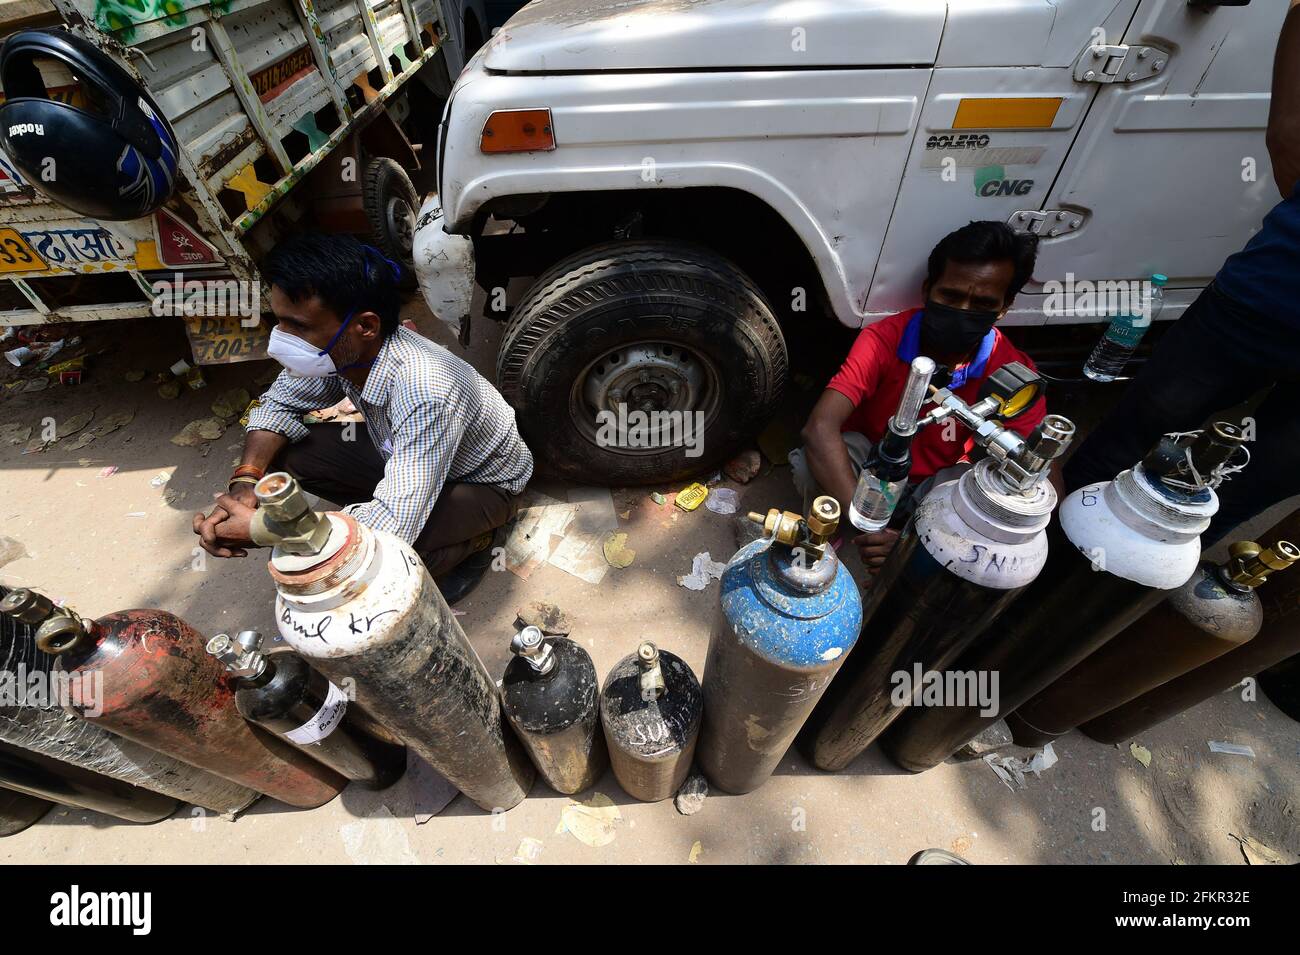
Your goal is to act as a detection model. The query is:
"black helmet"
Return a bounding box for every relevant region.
[0,29,179,220]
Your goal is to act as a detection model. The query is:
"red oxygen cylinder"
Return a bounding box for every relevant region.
[21,596,345,809]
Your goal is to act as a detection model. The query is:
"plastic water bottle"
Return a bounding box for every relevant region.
[1083,274,1166,382]
[847,356,936,534]
[848,470,909,533]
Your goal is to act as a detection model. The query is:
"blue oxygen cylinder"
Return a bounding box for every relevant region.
[698,496,863,794]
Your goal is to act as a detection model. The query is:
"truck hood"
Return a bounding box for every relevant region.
[482,0,947,73]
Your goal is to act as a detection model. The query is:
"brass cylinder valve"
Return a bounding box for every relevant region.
[0,588,55,625]
[250,472,334,555]
[1221,540,1300,590]
[637,641,666,701]
[0,587,91,655]
[746,495,840,561]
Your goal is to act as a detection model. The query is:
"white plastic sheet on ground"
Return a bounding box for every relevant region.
[677,551,728,591]
[983,743,1058,791]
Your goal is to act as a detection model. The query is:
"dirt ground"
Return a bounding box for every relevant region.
[1,300,1297,865]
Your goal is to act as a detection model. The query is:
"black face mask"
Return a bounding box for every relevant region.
[920,300,1001,360]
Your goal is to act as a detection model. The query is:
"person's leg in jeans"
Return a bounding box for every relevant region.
[276,423,520,576]
[1064,287,1259,492]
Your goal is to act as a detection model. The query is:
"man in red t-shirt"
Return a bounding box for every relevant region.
[792,221,1047,572]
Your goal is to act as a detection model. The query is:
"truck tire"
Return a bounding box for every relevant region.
[362,157,419,287]
[498,240,787,484]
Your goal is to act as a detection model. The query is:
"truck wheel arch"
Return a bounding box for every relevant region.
[468,184,847,331]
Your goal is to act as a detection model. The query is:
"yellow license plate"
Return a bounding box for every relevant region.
[0,228,47,273]
[184,316,270,365]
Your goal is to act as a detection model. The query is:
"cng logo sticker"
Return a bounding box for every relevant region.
[975,164,1034,198]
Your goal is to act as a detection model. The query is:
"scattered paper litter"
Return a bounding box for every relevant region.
[502,492,577,579]
[555,792,621,847]
[603,531,636,568]
[150,470,172,487]
[982,743,1057,791]
[339,805,420,865]
[705,487,739,514]
[549,486,620,584]
[1208,740,1255,758]
[513,837,544,865]
[1130,742,1152,768]
[98,466,118,478]
[677,551,727,591]
[688,841,703,864]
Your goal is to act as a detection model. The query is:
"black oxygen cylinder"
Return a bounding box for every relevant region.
[884,428,1236,772]
[0,738,178,824]
[501,627,607,795]
[807,447,1063,772]
[0,788,51,837]
[1007,540,1298,748]
[600,642,702,802]
[208,632,406,790]
[1080,510,1300,742]
[1258,653,1300,722]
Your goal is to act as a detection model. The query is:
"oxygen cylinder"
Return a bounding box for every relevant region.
[1258,653,1300,723]
[0,739,178,823]
[1082,511,1300,742]
[0,788,51,837]
[601,642,702,801]
[1008,539,1299,747]
[0,588,259,815]
[208,631,406,790]
[884,425,1242,772]
[501,626,607,794]
[809,417,1073,772]
[698,496,862,793]
[256,473,534,811]
[0,591,346,808]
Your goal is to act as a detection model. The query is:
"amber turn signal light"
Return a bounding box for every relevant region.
[481,108,556,153]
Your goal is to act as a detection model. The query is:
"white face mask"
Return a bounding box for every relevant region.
[266,326,337,378]
[266,309,358,378]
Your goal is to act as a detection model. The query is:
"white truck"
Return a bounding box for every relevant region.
[414,0,1289,484]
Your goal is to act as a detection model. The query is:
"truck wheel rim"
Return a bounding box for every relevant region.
[571,342,722,455]
[386,196,415,257]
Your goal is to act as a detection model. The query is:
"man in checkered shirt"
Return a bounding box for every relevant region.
[193,233,533,601]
